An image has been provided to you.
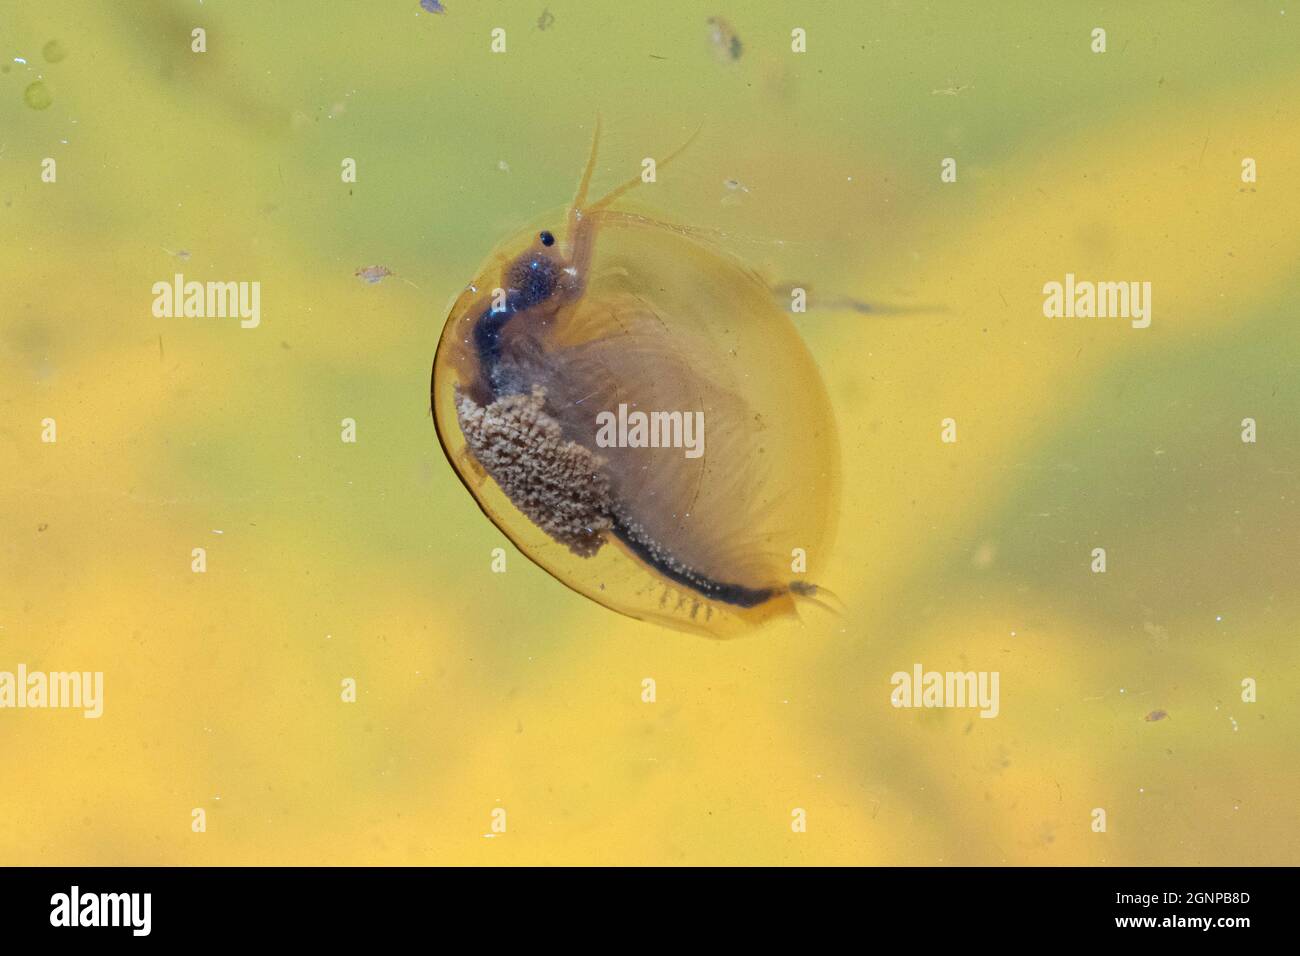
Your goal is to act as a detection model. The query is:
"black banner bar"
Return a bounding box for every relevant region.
[0,866,1281,943]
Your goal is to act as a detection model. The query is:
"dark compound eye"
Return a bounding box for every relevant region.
[539,230,555,247]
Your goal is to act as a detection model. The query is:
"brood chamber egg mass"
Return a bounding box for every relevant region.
[431,122,840,637]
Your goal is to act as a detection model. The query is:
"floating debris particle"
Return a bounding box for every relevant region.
[497,159,510,172]
[721,177,751,207]
[42,39,67,63]
[537,8,555,30]
[1144,709,1168,722]
[162,246,192,262]
[419,0,446,14]
[356,265,395,284]
[24,81,53,110]
[37,523,48,532]
[355,265,421,289]
[706,17,742,63]
[931,82,973,96]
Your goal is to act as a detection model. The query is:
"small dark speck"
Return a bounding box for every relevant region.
[1145,709,1168,722]
[37,523,49,532]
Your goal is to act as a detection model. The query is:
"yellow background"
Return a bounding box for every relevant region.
[1,1,1297,864]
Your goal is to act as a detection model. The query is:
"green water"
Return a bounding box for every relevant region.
[1,0,1297,864]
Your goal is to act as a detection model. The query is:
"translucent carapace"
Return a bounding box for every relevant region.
[432,121,839,637]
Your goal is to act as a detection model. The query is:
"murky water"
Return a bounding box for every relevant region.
[1,0,1297,864]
